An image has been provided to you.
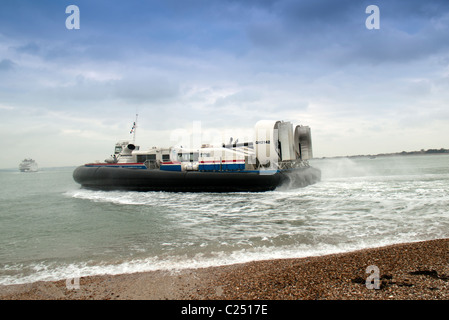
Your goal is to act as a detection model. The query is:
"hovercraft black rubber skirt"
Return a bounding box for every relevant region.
[72,166,321,192]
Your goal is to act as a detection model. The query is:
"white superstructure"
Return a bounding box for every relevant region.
[103,119,314,173]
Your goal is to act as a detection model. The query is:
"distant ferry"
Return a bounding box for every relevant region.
[73,120,321,192]
[19,158,38,172]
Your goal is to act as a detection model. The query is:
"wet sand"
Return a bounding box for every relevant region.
[1,238,449,300]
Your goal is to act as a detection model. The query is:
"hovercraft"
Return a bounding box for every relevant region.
[73,120,321,192]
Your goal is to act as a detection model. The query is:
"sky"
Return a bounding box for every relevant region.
[1,0,449,168]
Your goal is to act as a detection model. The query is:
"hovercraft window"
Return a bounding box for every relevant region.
[136,154,157,162]
[178,152,199,162]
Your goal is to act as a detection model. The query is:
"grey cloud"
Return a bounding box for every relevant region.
[14,42,40,55]
[0,59,16,71]
[114,76,180,105]
[276,0,360,28]
[243,0,449,67]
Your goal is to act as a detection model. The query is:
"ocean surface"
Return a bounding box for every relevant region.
[1,154,448,285]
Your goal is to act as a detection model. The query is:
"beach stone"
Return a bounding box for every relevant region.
[2,238,449,300]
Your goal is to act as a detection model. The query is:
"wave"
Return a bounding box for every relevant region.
[0,237,426,286]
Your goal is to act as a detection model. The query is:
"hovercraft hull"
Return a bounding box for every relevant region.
[73,165,321,192]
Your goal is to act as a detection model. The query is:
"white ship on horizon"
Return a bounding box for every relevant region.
[19,158,38,172]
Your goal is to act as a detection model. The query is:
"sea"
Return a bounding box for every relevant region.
[1,154,448,286]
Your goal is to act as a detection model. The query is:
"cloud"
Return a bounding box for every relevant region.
[14,42,41,55]
[0,59,16,71]
[241,0,449,68]
[114,75,180,105]
[1,0,449,167]
[0,104,14,110]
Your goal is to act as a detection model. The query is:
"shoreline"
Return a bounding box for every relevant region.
[1,238,449,300]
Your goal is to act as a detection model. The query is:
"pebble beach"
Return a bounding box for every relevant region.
[1,238,449,300]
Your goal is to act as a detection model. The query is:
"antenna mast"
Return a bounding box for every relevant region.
[133,113,138,144]
[130,113,138,144]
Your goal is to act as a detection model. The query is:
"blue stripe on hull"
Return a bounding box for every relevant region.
[199,163,245,171]
[160,165,182,171]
